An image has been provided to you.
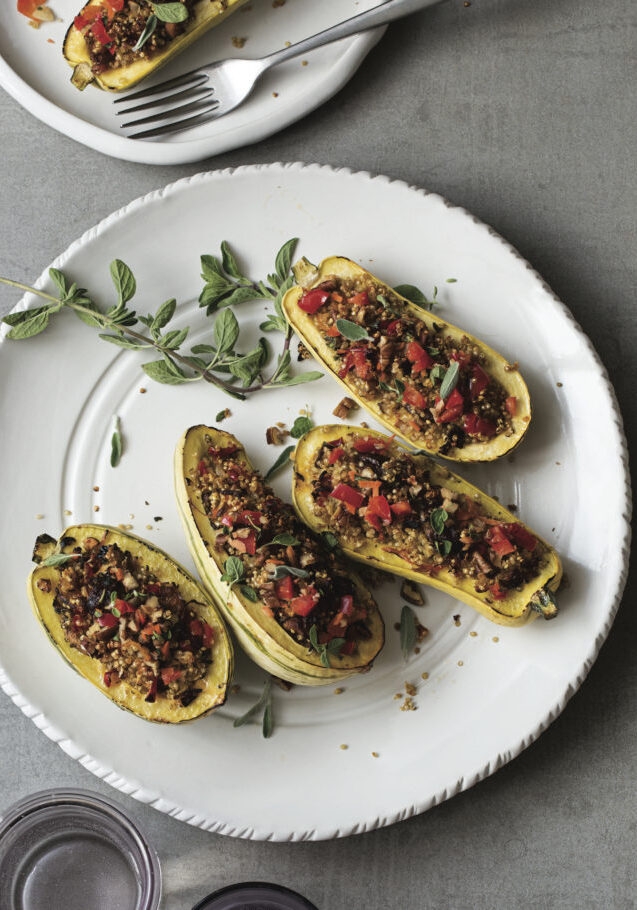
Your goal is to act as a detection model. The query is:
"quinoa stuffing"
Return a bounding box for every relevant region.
[296,275,519,455]
[48,535,214,705]
[309,433,550,604]
[73,0,196,75]
[193,437,375,659]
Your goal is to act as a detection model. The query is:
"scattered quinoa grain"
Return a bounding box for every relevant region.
[145,524,153,530]
[139,388,147,394]
[457,660,464,667]
[64,509,72,516]
[453,614,461,626]
[421,672,429,680]
[340,743,348,750]
[557,382,563,388]
[301,59,308,66]
[405,682,416,696]
[371,751,379,758]
[93,505,100,512]
[333,687,344,695]
[231,36,246,47]
[394,693,403,700]
[93,485,100,492]
[470,630,478,637]
[272,92,279,97]
[35,514,44,520]
[401,697,417,712]
[492,636,499,643]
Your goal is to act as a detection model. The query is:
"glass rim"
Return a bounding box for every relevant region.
[0,787,161,910]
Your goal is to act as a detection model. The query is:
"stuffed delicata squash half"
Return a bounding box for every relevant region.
[174,426,384,685]
[64,0,249,92]
[28,525,233,723]
[292,426,562,627]
[282,257,531,462]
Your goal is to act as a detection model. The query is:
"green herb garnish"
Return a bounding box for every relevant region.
[238,584,259,602]
[39,553,78,568]
[269,565,309,580]
[110,415,123,468]
[430,508,448,536]
[319,531,340,551]
[261,532,300,549]
[233,678,274,738]
[400,605,417,661]
[336,318,371,342]
[264,445,295,482]
[133,15,157,52]
[309,625,346,668]
[439,361,459,401]
[289,415,313,439]
[220,556,244,587]
[394,283,438,311]
[152,2,189,22]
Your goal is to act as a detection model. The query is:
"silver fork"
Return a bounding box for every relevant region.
[114,0,445,140]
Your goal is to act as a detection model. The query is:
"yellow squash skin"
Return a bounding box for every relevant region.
[63,0,249,92]
[28,525,233,723]
[292,426,562,627]
[174,426,385,685]
[282,256,532,463]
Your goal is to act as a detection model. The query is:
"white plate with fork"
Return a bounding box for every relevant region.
[0,0,395,165]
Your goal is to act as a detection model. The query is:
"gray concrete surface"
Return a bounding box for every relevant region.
[1,0,635,907]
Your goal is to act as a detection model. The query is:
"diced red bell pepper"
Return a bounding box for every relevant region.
[341,640,356,655]
[385,318,402,335]
[104,0,124,16]
[91,16,113,47]
[276,576,295,601]
[463,413,497,438]
[208,444,238,457]
[237,510,261,527]
[338,347,371,381]
[74,5,102,29]
[202,622,214,647]
[114,598,134,615]
[390,500,412,517]
[161,667,182,686]
[450,350,471,368]
[190,618,204,638]
[328,446,344,464]
[230,529,256,555]
[340,595,354,616]
[505,396,517,417]
[329,483,364,511]
[352,436,388,453]
[366,495,392,524]
[291,590,318,616]
[486,525,516,556]
[436,387,464,423]
[326,324,341,337]
[470,364,490,400]
[405,341,434,373]
[490,581,508,601]
[403,384,427,409]
[348,291,369,308]
[298,288,330,314]
[198,459,208,475]
[505,523,537,552]
[146,583,161,595]
[365,512,383,533]
[220,514,234,528]
[98,613,118,628]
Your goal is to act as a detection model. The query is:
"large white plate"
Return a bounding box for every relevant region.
[0,163,631,841]
[0,0,385,165]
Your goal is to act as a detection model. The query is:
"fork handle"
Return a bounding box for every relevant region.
[262,0,446,68]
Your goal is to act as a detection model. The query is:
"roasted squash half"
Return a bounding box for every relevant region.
[282,256,531,463]
[28,525,233,723]
[292,426,562,627]
[174,426,385,685]
[64,0,249,92]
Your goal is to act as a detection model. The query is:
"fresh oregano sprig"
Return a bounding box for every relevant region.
[0,239,322,402]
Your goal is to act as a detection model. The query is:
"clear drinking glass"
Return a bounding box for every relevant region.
[193,882,319,910]
[0,789,161,910]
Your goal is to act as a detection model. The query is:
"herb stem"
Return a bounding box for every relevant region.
[0,277,60,304]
